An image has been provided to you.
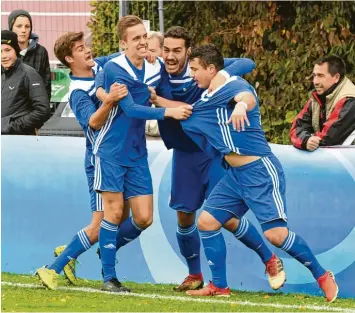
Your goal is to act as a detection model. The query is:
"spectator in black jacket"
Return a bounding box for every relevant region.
[1,30,50,135]
[8,9,51,99]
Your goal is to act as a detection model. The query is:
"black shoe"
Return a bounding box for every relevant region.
[101,278,131,293]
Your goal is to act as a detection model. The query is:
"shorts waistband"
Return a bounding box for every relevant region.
[226,155,276,171]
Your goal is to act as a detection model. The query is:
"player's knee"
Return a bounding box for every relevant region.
[103,202,124,223]
[223,217,240,232]
[88,232,99,244]
[91,224,101,242]
[134,214,153,229]
[108,210,123,223]
[83,226,99,244]
[177,211,195,227]
[120,203,130,224]
[197,211,220,231]
[197,217,208,230]
[103,194,123,211]
[264,227,288,247]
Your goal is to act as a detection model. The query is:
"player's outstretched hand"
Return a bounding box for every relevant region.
[227,103,250,132]
[165,105,193,120]
[108,82,128,104]
[148,86,158,102]
[208,71,227,92]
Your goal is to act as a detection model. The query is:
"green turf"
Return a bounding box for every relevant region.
[1,272,355,312]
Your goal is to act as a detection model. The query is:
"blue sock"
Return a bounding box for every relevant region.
[176,223,201,275]
[281,230,326,280]
[48,229,91,274]
[234,217,273,263]
[99,220,119,282]
[200,230,227,288]
[116,217,144,250]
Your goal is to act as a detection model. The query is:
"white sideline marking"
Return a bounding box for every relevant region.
[2,281,354,312]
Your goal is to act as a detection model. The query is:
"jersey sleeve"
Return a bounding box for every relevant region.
[94,52,121,69]
[226,79,257,105]
[69,89,97,128]
[223,58,256,77]
[118,90,166,120]
[95,70,105,89]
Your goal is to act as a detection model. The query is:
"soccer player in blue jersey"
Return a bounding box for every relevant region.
[93,16,192,292]
[36,32,129,290]
[149,27,285,292]
[180,44,338,302]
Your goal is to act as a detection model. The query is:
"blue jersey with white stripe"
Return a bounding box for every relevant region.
[157,58,256,153]
[68,53,121,175]
[93,55,166,166]
[181,76,272,157]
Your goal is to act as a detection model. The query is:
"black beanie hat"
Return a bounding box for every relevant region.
[8,9,33,35]
[1,30,21,56]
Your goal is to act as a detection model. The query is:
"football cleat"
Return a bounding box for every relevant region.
[173,273,204,292]
[101,278,131,293]
[265,254,286,290]
[54,245,77,285]
[318,271,338,303]
[36,266,59,290]
[186,281,230,297]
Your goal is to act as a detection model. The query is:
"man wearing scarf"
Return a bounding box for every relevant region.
[290,55,355,151]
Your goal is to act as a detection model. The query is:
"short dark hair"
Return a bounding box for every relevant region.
[54,32,84,67]
[189,44,224,71]
[315,55,346,79]
[164,26,191,49]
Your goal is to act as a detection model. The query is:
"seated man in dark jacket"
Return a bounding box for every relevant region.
[1,30,50,135]
[290,55,355,151]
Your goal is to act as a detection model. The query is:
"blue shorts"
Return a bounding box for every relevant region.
[94,156,153,200]
[87,175,104,212]
[170,149,225,213]
[204,156,288,225]
[85,152,103,212]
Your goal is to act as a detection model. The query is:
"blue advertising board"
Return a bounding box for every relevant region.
[2,136,354,298]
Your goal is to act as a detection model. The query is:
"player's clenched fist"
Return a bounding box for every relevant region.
[148,86,158,103]
[165,105,193,120]
[108,82,128,103]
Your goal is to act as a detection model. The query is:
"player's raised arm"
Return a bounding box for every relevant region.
[116,88,191,120]
[209,58,256,92]
[223,57,256,77]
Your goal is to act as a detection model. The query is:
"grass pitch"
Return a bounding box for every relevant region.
[1,272,355,312]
